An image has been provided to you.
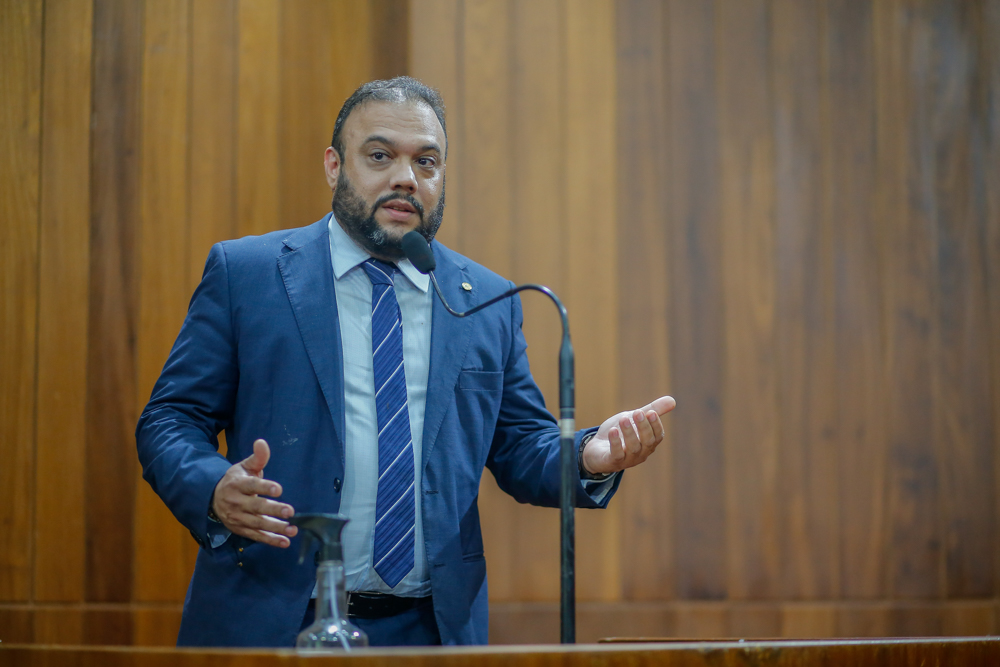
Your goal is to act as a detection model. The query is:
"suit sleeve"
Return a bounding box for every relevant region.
[136,243,238,548]
[484,288,622,509]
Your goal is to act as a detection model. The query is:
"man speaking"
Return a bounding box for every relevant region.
[136,77,675,647]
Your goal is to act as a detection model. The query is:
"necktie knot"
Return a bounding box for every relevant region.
[362,258,396,286]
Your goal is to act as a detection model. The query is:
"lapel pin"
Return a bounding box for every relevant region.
[461,282,472,291]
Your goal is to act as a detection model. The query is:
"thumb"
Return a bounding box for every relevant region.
[241,438,271,476]
[643,395,676,417]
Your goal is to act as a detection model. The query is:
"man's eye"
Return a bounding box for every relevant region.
[371,151,387,161]
[417,157,435,167]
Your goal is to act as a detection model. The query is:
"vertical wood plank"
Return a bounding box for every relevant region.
[189,0,238,289]
[134,0,194,603]
[666,0,727,602]
[370,0,410,80]
[615,0,673,602]
[461,0,516,602]
[237,0,281,237]
[565,0,620,602]
[927,0,996,599]
[874,0,943,600]
[502,0,565,602]
[460,0,511,273]
[771,0,839,600]
[281,0,336,229]
[87,0,143,606]
[982,0,1000,608]
[409,0,464,250]
[34,0,93,603]
[717,0,780,600]
[0,0,42,603]
[825,0,888,601]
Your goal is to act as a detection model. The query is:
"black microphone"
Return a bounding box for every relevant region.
[401,231,578,644]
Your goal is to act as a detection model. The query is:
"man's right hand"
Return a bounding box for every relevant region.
[211,439,297,548]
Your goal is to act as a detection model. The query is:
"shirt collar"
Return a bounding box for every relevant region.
[328,213,430,293]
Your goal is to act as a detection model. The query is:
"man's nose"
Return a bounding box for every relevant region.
[389,161,417,194]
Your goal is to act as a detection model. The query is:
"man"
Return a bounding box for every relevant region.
[136,77,675,648]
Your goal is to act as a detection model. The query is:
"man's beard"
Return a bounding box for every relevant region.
[332,170,445,260]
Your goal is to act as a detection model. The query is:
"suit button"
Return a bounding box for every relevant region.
[333,478,342,492]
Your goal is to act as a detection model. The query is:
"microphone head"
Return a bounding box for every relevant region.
[401,231,436,274]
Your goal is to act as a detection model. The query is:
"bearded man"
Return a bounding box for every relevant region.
[137,77,674,648]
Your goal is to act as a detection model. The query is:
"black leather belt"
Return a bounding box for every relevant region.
[348,591,431,619]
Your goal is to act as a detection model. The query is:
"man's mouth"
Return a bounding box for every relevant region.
[379,198,420,223]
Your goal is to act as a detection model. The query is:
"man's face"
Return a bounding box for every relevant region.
[324,100,446,260]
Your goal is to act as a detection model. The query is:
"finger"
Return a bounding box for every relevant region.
[251,495,295,520]
[644,395,676,416]
[618,414,641,456]
[228,508,298,537]
[609,426,626,463]
[647,409,665,444]
[632,409,655,446]
[235,526,293,549]
[233,474,283,498]
[241,439,271,476]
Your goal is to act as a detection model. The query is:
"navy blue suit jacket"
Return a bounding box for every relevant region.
[136,218,620,647]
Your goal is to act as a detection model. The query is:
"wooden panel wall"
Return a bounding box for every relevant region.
[0,0,406,646]
[1,0,998,648]
[410,0,1000,643]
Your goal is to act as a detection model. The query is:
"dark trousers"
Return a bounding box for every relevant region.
[300,598,442,647]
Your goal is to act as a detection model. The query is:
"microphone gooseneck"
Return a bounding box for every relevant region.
[401,231,577,644]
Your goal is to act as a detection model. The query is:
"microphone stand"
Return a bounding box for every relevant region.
[423,270,577,644]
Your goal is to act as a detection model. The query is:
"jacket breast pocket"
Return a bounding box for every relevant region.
[457,370,502,392]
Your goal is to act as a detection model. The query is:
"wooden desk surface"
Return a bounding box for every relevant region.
[1,637,998,666]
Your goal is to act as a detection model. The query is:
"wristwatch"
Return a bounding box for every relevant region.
[578,432,613,481]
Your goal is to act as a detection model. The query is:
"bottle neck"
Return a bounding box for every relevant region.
[315,560,348,622]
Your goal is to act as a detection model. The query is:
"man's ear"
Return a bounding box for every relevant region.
[324,146,341,190]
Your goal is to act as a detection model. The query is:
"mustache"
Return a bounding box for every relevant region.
[372,192,424,219]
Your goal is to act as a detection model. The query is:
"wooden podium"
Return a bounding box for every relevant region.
[2,637,998,666]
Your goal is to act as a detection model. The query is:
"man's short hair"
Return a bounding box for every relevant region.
[331,76,447,158]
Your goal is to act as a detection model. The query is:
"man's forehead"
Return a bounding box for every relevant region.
[343,100,445,148]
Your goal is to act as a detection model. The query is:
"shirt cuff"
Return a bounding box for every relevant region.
[206,514,232,548]
[582,473,620,504]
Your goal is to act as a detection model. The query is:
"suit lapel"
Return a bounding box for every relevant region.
[276,219,346,454]
[421,245,475,470]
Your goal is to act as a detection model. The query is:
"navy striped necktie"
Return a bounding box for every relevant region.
[361,258,415,588]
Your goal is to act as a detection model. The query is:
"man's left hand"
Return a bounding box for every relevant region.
[580,395,676,476]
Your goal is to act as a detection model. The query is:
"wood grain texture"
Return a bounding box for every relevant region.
[237,0,281,238]
[717,0,780,601]
[983,0,1000,609]
[874,0,943,600]
[34,0,93,603]
[5,639,1000,667]
[134,0,195,604]
[281,0,336,230]
[925,0,996,600]
[87,0,143,605]
[771,0,839,602]
[565,0,621,604]
[665,0,727,602]
[614,0,673,602]
[189,0,238,292]
[825,0,888,601]
[0,0,42,606]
